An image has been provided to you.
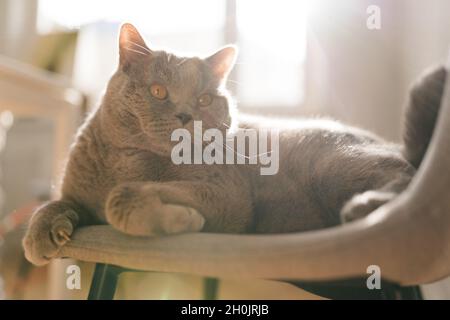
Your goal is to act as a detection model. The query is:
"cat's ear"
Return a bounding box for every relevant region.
[205,45,238,81]
[119,23,152,68]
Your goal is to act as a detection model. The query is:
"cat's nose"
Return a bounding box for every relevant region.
[176,113,193,125]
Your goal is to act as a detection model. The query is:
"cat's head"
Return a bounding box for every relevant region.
[102,23,237,156]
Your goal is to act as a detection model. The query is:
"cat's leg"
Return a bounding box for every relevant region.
[340,174,412,223]
[22,200,84,266]
[105,179,252,236]
[105,182,204,236]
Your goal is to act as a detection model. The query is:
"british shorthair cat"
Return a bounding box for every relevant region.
[23,23,446,266]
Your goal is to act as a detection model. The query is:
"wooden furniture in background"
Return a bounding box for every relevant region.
[0,55,84,195]
[0,55,84,299]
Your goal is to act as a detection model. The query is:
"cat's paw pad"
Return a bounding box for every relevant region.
[340,191,395,223]
[159,205,205,234]
[23,213,74,266]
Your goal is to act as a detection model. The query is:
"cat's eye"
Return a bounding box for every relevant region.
[150,83,168,100]
[198,93,213,107]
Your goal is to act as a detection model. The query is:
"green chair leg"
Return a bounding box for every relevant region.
[203,277,219,300]
[287,278,423,300]
[88,263,123,300]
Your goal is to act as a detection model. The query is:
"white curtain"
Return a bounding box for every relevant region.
[0,0,38,62]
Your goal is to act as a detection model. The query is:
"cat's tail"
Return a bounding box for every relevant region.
[402,65,447,169]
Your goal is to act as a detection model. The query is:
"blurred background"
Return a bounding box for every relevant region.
[1,0,450,299]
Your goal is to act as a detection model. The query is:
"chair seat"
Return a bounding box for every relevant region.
[58,57,450,287]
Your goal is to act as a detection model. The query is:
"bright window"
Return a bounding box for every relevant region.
[38,0,225,35]
[37,0,308,111]
[236,0,308,108]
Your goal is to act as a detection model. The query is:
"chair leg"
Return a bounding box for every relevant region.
[203,277,219,300]
[88,264,123,300]
[286,278,423,300]
[380,284,423,300]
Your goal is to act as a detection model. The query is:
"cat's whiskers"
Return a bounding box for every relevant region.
[124,47,148,56]
[198,122,274,160]
[126,40,152,54]
[212,140,272,160]
[176,59,188,67]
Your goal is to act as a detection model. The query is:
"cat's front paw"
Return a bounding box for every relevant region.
[340,191,395,223]
[23,203,77,266]
[105,183,205,236]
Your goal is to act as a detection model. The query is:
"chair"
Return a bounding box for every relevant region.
[56,58,450,300]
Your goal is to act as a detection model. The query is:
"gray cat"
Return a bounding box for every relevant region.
[23,23,446,266]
